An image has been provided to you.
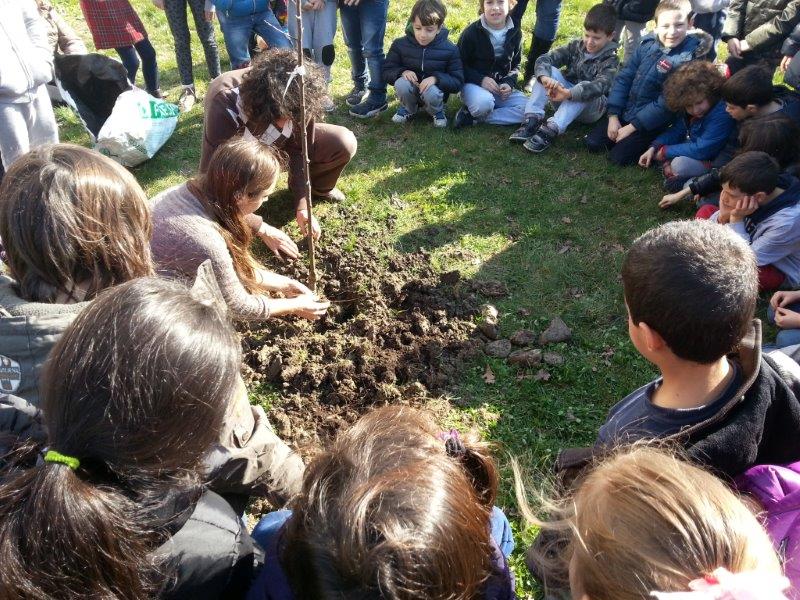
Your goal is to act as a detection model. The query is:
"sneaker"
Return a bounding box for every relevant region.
[433,110,447,128]
[349,96,388,119]
[322,95,336,113]
[453,106,475,129]
[392,106,413,123]
[148,88,166,100]
[509,115,543,143]
[523,122,558,153]
[178,86,197,112]
[523,77,536,94]
[345,86,366,107]
[312,187,346,203]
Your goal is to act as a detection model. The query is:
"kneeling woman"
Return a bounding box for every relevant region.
[151,138,329,321]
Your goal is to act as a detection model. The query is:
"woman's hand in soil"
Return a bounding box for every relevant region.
[659,188,689,209]
[771,289,800,309]
[296,208,321,240]
[258,224,300,260]
[291,295,330,320]
[282,278,315,298]
[775,307,800,329]
[639,147,656,168]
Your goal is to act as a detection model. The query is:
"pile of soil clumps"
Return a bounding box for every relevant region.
[239,225,484,448]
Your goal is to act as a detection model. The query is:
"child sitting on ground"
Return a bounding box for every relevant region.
[247,405,516,600]
[509,3,618,154]
[596,220,800,478]
[638,61,735,191]
[454,0,530,129]
[585,0,712,166]
[521,447,789,599]
[383,0,464,128]
[708,151,800,293]
[769,289,800,349]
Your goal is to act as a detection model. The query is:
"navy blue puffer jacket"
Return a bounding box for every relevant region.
[382,28,464,93]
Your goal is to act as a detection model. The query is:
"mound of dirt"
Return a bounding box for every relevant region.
[239,221,484,449]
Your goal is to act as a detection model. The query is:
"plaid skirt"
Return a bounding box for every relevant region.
[79,0,148,49]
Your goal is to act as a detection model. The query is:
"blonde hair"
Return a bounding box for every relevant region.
[517,446,782,599]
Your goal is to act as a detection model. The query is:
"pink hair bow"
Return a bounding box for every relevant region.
[650,569,790,600]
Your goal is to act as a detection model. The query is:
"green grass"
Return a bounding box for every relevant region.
[52,0,703,596]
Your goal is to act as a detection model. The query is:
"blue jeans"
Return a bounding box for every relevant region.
[217,8,291,68]
[532,0,563,42]
[115,39,159,93]
[339,0,387,100]
[767,302,800,349]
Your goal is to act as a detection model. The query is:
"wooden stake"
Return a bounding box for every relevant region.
[294,0,318,290]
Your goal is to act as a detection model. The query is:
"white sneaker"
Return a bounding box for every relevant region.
[179,87,197,112]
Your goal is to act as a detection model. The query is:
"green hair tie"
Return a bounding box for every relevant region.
[43,450,80,470]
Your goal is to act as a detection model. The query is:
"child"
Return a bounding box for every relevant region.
[522,447,789,599]
[341,0,389,117]
[247,405,516,599]
[383,0,464,128]
[595,220,800,479]
[0,278,262,598]
[585,0,711,166]
[638,61,735,190]
[152,0,221,112]
[781,23,800,90]
[769,289,800,349]
[211,0,291,70]
[79,0,164,98]
[0,144,153,405]
[152,137,330,321]
[200,49,357,239]
[288,0,337,112]
[722,65,800,127]
[509,3,618,153]
[0,0,59,169]
[454,0,531,129]
[721,0,798,75]
[709,151,800,292]
[605,0,658,63]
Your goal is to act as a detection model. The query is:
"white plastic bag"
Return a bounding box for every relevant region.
[95,88,179,167]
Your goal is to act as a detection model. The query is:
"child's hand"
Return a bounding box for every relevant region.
[771,289,800,309]
[547,85,570,102]
[481,77,500,94]
[727,38,742,58]
[497,83,512,99]
[659,189,689,209]
[539,76,557,90]
[616,123,637,142]
[607,116,621,141]
[296,208,321,240]
[402,70,419,85]
[639,147,656,168]
[257,223,300,260]
[418,76,437,93]
[775,307,800,329]
[781,55,793,73]
[728,195,760,221]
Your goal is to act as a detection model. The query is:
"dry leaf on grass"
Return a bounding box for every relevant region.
[483,364,496,384]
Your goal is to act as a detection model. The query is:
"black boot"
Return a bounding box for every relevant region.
[523,35,553,84]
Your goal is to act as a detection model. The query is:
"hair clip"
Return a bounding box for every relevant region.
[43,449,80,470]
[650,568,790,599]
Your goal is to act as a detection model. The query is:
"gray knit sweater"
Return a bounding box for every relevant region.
[150,184,271,320]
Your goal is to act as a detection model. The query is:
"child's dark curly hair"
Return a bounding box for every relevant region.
[239,48,327,130]
[663,61,725,112]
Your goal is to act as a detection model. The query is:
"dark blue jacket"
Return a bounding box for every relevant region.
[383,27,464,93]
[653,100,736,160]
[607,31,712,132]
[457,0,530,89]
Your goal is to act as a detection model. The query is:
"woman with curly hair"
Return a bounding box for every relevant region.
[637,60,736,191]
[200,49,357,239]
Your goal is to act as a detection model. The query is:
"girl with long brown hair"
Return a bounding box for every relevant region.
[0,143,153,405]
[0,277,260,599]
[246,405,516,600]
[150,137,329,321]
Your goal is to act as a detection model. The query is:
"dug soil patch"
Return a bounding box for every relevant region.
[239,219,484,451]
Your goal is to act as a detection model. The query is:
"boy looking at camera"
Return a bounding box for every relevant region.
[382,0,464,128]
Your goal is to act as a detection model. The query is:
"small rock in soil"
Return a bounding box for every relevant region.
[440,270,461,286]
[508,349,542,367]
[539,317,573,345]
[482,304,499,325]
[485,339,512,358]
[543,351,565,366]
[272,411,292,438]
[477,322,500,340]
[510,329,536,346]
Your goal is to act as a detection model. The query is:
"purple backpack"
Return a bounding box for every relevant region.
[736,462,800,598]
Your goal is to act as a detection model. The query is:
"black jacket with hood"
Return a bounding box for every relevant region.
[383,27,464,94]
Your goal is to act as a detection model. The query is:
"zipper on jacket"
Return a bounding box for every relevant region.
[421,47,426,73]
